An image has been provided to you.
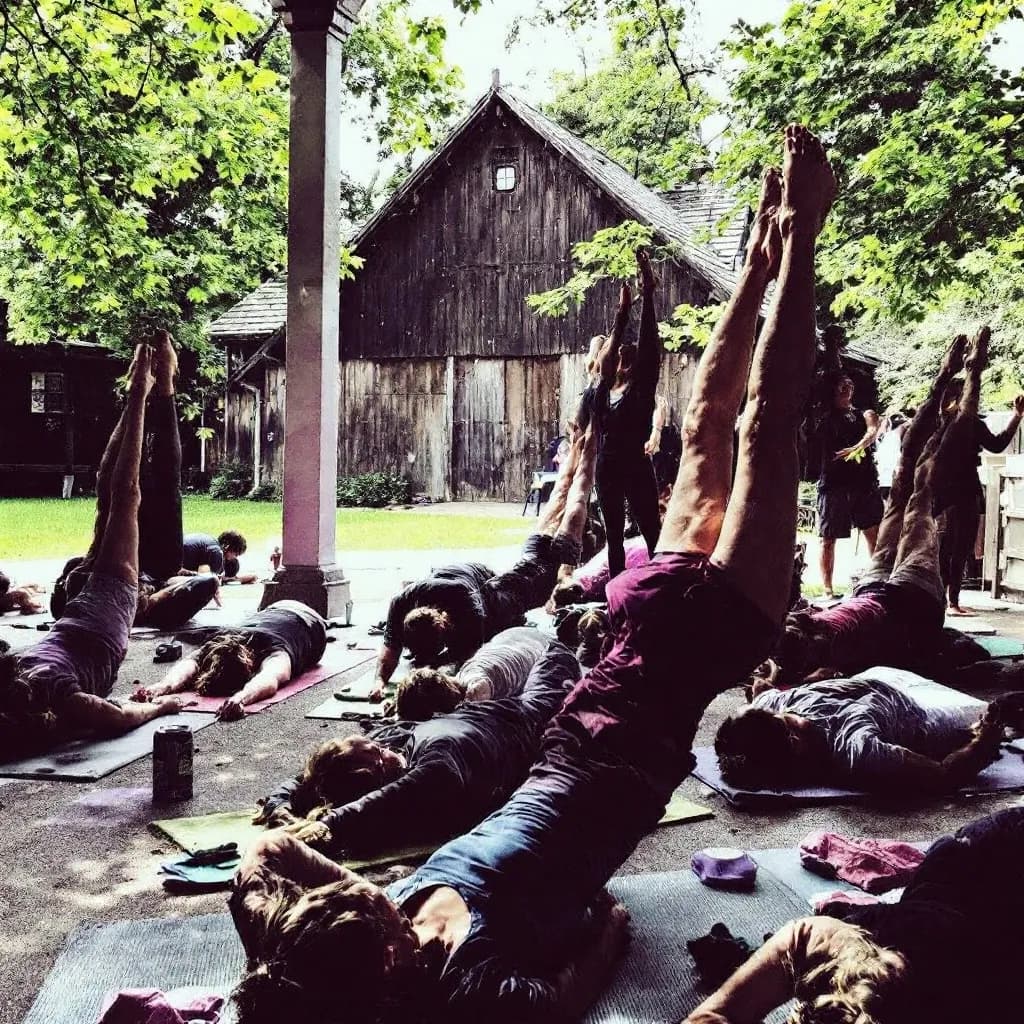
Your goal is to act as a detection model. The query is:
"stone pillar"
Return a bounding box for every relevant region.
[260,0,367,617]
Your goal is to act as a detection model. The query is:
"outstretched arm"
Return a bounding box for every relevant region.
[977,398,1024,452]
[133,657,200,701]
[635,250,663,396]
[62,692,181,737]
[597,283,632,387]
[218,650,292,721]
[834,409,880,460]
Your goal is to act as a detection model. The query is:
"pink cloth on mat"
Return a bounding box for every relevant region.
[574,538,650,599]
[799,831,926,894]
[98,989,223,1024]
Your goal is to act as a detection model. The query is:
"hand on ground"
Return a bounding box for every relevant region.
[283,819,331,848]
[156,697,183,715]
[130,686,153,703]
[217,697,245,721]
[253,803,298,827]
[368,685,385,703]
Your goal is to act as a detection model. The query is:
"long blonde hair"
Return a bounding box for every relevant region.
[788,926,906,1024]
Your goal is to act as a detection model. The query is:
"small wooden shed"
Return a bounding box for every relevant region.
[211,83,770,500]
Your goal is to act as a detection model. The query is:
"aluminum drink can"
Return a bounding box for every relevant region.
[153,723,194,802]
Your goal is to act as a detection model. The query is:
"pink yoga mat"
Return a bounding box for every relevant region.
[177,643,375,714]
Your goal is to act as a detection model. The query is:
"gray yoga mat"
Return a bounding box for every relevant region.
[22,913,243,1024]
[692,744,1024,807]
[27,872,807,1024]
[0,712,216,781]
[306,669,392,721]
[587,869,807,1024]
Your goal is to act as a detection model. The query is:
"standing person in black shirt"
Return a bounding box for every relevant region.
[255,641,581,855]
[132,599,326,720]
[814,373,883,596]
[931,327,1023,614]
[594,249,663,580]
[368,425,598,700]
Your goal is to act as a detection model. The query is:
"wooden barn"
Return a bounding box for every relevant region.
[0,333,126,497]
[211,80,876,500]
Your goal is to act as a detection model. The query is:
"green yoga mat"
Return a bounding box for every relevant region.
[977,635,1024,658]
[305,670,395,721]
[153,796,711,874]
[151,809,437,872]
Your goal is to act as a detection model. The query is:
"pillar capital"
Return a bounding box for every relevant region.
[270,0,368,39]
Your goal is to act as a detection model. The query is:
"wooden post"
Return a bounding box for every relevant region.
[261,0,368,616]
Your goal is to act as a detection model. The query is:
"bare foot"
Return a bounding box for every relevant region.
[618,281,632,312]
[128,343,155,395]
[947,606,976,617]
[937,334,968,383]
[153,328,178,396]
[746,166,782,276]
[778,124,837,239]
[964,325,991,375]
[636,248,657,294]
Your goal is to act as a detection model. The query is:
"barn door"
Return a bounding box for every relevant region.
[504,358,561,500]
[452,359,505,500]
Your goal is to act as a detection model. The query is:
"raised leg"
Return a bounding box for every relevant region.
[83,388,134,564]
[555,426,599,545]
[657,167,782,555]
[713,126,837,623]
[538,425,583,535]
[91,345,155,585]
[597,457,628,578]
[138,331,183,583]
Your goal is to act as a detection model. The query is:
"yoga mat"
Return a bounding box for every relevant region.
[0,713,216,781]
[22,913,244,1024]
[174,643,375,714]
[26,872,808,1024]
[305,669,393,721]
[587,869,807,1024]
[692,745,1024,807]
[152,795,711,882]
[151,809,438,873]
[976,635,1024,658]
[948,619,997,636]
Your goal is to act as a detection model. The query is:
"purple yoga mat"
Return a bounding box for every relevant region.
[692,745,1024,807]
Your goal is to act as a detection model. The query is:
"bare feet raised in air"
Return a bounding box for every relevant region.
[618,280,632,311]
[745,166,783,279]
[965,325,991,374]
[937,334,968,384]
[129,343,156,396]
[636,249,657,294]
[779,124,837,239]
[153,328,178,396]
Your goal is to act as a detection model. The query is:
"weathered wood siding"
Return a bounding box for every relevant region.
[340,97,711,361]
[339,359,451,499]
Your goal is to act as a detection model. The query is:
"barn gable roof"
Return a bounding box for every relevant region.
[211,85,756,344]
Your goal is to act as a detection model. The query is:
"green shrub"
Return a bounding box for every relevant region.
[336,472,412,508]
[248,479,282,502]
[209,459,253,500]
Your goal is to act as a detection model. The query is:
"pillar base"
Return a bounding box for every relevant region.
[259,565,351,619]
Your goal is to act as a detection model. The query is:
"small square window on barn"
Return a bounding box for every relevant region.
[494,164,517,192]
[30,371,64,414]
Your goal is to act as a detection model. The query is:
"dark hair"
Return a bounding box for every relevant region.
[0,654,60,757]
[402,607,449,661]
[396,670,465,720]
[232,866,420,1024]
[714,709,798,789]
[301,737,391,809]
[224,556,240,579]
[194,633,256,696]
[218,530,247,555]
[0,571,9,598]
[551,580,586,608]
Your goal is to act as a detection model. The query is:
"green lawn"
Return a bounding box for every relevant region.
[0,496,534,562]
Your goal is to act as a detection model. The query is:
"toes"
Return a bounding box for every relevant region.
[759,167,782,207]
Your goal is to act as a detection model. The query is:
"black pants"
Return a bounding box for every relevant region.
[937,498,979,608]
[596,452,660,579]
[138,395,184,584]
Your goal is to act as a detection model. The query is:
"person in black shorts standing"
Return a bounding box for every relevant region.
[132,599,326,720]
[814,372,883,596]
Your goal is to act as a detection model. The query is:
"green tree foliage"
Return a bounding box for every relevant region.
[720,0,1024,324]
[0,0,465,370]
[542,0,714,190]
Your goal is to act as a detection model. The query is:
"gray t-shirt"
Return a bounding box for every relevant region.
[754,678,970,786]
[457,627,550,702]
